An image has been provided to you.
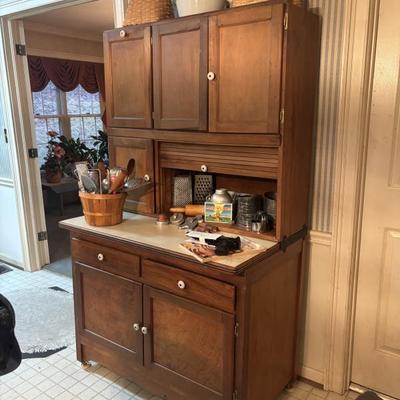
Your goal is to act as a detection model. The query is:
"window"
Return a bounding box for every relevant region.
[32,82,103,166]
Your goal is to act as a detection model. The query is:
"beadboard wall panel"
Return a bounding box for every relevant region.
[308,0,345,233]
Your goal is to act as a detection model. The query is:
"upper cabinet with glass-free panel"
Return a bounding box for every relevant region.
[152,16,208,131]
[208,4,284,133]
[104,25,152,129]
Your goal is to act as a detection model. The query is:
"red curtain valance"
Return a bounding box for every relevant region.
[28,55,105,101]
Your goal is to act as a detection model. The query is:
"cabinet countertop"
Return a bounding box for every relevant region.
[60,213,278,270]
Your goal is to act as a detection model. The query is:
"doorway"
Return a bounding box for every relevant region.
[351,0,400,398]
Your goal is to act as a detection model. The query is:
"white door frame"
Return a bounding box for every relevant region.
[326,0,380,393]
[0,0,125,271]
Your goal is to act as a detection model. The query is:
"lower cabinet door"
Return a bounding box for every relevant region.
[74,262,143,363]
[142,285,235,400]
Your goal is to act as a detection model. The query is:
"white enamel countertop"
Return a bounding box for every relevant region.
[60,213,278,270]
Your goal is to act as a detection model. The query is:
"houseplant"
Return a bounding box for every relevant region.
[44,131,65,183]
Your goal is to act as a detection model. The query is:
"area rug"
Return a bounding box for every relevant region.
[4,287,75,357]
[0,263,12,275]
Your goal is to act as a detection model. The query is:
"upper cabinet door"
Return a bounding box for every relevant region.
[209,5,285,133]
[104,26,152,129]
[153,17,208,131]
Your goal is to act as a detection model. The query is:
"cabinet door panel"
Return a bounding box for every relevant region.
[73,262,143,361]
[104,26,152,128]
[209,5,284,133]
[109,135,154,214]
[153,17,208,130]
[143,286,234,399]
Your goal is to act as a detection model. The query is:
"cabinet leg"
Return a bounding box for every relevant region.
[81,361,91,370]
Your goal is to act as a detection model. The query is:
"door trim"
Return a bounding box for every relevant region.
[326,0,379,393]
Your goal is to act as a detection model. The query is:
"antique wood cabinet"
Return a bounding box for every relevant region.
[65,2,321,400]
[104,25,152,128]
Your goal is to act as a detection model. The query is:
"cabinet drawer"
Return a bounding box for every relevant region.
[71,238,140,280]
[159,142,279,179]
[142,259,235,313]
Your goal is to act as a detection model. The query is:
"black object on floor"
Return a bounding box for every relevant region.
[22,347,67,359]
[0,264,12,275]
[357,392,382,400]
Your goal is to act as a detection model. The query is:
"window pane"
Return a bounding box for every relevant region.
[34,119,48,145]
[66,86,81,115]
[32,91,43,116]
[32,82,60,116]
[46,117,61,134]
[71,117,84,140]
[37,144,47,168]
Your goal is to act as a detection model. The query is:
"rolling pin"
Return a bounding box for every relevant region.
[170,204,204,216]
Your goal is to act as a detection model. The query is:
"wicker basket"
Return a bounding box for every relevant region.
[79,192,127,227]
[231,0,305,7]
[124,0,173,26]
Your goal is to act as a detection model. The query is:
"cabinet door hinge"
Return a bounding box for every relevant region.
[16,44,26,56]
[284,13,289,30]
[234,322,239,337]
[38,231,48,241]
[233,390,238,400]
[280,109,285,124]
[28,148,38,158]
[4,129,8,144]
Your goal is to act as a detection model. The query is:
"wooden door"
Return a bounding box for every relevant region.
[143,286,235,400]
[351,1,400,397]
[104,26,152,128]
[209,4,284,133]
[109,135,154,215]
[73,262,143,362]
[153,17,208,130]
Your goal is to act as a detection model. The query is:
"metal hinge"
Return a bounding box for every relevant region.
[284,13,289,30]
[280,109,285,124]
[28,148,38,158]
[4,129,8,144]
[233,390,238,400]
[38,231,48,241]
[234,322,239,337]
[16,44,26,56]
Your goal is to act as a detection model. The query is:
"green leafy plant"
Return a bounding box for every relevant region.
[44,131,65,173]
[90,130,109,164]
[58,135,93,165]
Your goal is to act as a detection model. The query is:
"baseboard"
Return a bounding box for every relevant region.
[300,365,325,385]
[0,254,23,269]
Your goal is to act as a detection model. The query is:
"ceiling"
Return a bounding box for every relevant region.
[24,0,114,40]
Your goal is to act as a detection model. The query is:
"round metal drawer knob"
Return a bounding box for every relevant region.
[97,253,104,261]
[119,30,127,38]
[141,326,148,335]
[200,164,208,173]
[207,71,216,81]
[133,323,140,331]
[177,280,186,290]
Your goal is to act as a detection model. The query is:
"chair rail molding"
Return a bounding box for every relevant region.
[326,0,379,393]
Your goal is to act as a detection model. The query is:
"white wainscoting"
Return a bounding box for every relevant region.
[299,230,333,385]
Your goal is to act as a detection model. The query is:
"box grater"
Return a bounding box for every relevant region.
[173,175,193,207]
[193,174,214,204]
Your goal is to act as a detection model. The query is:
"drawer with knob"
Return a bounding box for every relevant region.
[142,259,235,313]
[71,238,140,280]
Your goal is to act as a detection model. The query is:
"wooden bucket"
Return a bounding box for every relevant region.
[79,192,127,227]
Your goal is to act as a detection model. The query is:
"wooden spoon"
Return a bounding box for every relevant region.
[109,170,128,194]
[126,158,135,177]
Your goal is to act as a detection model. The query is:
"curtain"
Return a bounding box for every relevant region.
[28,56,105,101]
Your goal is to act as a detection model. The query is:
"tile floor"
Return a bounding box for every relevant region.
[0,266,358,400]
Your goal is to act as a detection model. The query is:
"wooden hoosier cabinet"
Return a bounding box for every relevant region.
[61,2,320,400]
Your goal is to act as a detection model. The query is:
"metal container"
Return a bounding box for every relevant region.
[209,188,232,204]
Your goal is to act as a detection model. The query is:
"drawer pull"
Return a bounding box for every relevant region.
[141,326,149,335]
[133,323,140,331]
[207,71,216,81]
[177,280,186,290]
[119,29,127,38]
[97,253,104,261]
[200,164,208,173]
[144,174,151,182]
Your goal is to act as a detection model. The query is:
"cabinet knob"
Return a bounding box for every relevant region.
[144,174,151,182]
[177,280,186,290]
[119,30,127,38]
[133,323,140,331]
[141,326,149,335]
[200,165,208,173]
[207,71,216,81]
[97,253,104,261]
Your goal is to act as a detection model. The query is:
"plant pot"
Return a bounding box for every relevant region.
[175,0,226,17]
[45,169,62,184]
